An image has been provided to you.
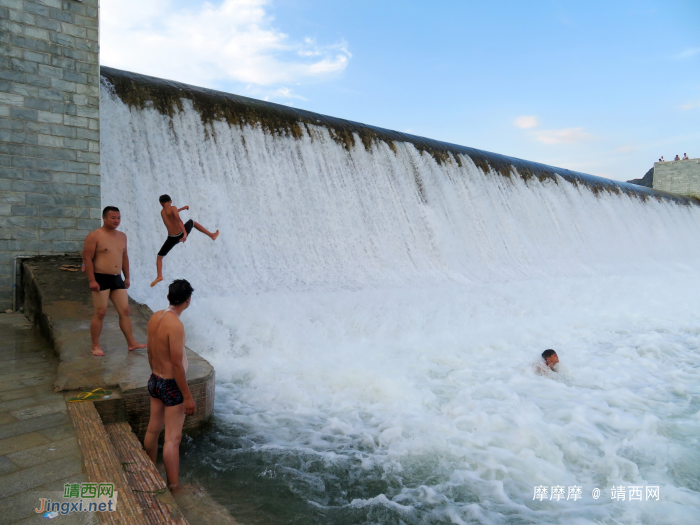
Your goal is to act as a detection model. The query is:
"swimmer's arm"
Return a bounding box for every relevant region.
[82,232,99,291]
[177,205,189,212]
[169,323,195,415]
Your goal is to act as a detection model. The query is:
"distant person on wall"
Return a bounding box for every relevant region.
[151,195,219,287]
[83,206,147,356]
[674,155,680,161]
[660,156,665,162]
[683,153,689,160]
[144,279,196,492]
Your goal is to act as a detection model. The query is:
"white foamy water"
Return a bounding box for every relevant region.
[101,82,700,524]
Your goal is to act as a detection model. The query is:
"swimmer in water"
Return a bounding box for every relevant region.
[151,194,219,287]
[538,349,559,373]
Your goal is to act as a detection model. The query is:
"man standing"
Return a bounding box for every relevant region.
[150,195,219,287]
[83,206,146,356]
[144,279,196,491]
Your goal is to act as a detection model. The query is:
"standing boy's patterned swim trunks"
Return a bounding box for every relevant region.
[147,373,184,407]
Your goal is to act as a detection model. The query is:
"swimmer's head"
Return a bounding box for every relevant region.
[168,279,194,307]
[159,194,172,205]
[102,206,121,228]
[541,349,559,369]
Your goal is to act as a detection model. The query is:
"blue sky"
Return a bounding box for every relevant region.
[102,0,699,181]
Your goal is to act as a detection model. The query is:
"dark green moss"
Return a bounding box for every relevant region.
[101,67,699,207]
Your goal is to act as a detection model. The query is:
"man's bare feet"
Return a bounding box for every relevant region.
[211,230,219,241]
[91,346,105,356]
[128,342,147,351]
[168,483,204,496]
[150,276,163,287]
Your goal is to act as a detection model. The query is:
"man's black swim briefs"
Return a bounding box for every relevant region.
[94,273,126,292]
[157,219,194,257]
[147,373,184,407]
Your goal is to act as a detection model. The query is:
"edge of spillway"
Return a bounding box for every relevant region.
[99,65,699,207]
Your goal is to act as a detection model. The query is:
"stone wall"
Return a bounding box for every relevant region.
[653,158,700,197]
[0,0,100,311]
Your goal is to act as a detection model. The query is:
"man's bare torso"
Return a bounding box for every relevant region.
[89,228,127,274]
[161,207,183,236]
[147,310,189,379]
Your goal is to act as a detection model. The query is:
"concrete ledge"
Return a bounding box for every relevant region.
[21,254,214,436]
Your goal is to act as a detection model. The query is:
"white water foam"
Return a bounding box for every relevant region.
[101,84,700,523]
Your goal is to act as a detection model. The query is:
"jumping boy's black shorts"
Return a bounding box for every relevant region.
[157,219,194,257]
[93,273,125,291]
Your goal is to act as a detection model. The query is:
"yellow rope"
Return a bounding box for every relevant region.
[67,388,113,402]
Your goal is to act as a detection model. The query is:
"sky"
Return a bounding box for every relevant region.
[101,0,699,181]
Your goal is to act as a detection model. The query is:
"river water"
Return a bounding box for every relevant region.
[101,82,700,524]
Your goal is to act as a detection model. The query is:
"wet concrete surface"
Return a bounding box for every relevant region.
[0,313,95,525]
[22,256,214,435]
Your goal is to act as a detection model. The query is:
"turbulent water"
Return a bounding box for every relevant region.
[101,81,700,524]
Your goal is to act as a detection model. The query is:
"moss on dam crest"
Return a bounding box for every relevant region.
[100,66,699,206]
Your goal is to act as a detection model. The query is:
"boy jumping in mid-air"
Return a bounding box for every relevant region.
[151,194,219,287]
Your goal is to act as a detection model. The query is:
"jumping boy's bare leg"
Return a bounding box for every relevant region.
[110,289,146,351]
[90,290,110,356]
[151,256,164,287]
[193,221,219,241]
[163,404,186,490]
[145,397,165,464]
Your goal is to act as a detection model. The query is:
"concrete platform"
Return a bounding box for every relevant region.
[20,255,214,436]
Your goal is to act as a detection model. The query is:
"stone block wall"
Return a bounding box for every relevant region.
[0,0,99,310]
[652,158,700,197]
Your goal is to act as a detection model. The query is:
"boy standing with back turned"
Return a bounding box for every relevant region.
[144,279,196,491]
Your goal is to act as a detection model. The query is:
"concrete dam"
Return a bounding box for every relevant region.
[99,66,700,524]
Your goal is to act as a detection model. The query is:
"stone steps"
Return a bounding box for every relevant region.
[105,422,187,525]
[67,400,188,525]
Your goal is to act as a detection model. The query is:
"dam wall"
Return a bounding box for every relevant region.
[100,66,694,207]
[0,0,100,311]
[99,66,700,302]
[653,158,700,197]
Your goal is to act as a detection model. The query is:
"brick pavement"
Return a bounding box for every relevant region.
[0,312,95,524]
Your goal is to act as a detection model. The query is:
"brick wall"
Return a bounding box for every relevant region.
[0,0,99,310]
[653,158,700,197]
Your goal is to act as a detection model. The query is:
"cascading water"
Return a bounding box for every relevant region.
[101,68,700,524]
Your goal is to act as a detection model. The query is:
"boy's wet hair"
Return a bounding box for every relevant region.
[542,349,557,360]
[168,279,194,306]
[102,206,120,217]
[159,194,171,204]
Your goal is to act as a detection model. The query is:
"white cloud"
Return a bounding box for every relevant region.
[680,102,699,110]
[533,127,594,145]
[513,115,538,129]
[100,0,351,90]
[263,87,306,102]
[675,47,700,60]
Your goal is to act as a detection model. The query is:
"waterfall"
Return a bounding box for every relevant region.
[100,68,700,525]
